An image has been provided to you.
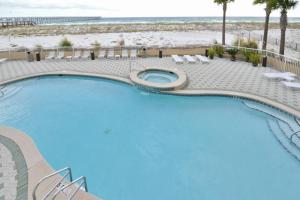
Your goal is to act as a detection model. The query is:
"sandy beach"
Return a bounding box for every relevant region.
[0,23,299,58]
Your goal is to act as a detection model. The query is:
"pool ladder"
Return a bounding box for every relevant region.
[32,167,88,200]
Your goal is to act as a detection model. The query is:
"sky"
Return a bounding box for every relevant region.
[0,0,299,17]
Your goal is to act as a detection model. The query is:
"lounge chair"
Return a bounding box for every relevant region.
[171,55,184,64]
[196,55,210,64]
[0,58,7,64]
[263,72,296,81]
[45,51,55,60]
[130,49,137,59]
[282,81,300,89]
[98,50,106,59]
[184,55,196,63]
[72,51,81,59]
[55,51,64,59]
[122,49,128,59]
[107,49,114,59]
[82,50,90,59]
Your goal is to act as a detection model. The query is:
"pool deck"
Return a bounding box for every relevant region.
[0,57,300,200]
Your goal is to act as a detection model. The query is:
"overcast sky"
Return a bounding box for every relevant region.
[0,0,299,17]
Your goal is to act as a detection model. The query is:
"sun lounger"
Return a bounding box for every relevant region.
[196,55,210,64]
[98,50,106,59]
[45,51,55,60]
[263,72,295,81]
[55,51,64,59]
[130,49,137,59]
[122,49,128,59]
[72,51,81,59]
[0,58,7,64]
[171,55,184,64]
[282,81,300,89]
[82,50,90,59]
[107,49,114,59]
[184,55,196,63]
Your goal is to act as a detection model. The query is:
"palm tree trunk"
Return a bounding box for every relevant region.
[262,9,271,51]
[222,3,227,45]
[279,9,287,55]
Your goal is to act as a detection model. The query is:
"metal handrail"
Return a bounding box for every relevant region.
[32,167,73,200]
[52,176,88,200]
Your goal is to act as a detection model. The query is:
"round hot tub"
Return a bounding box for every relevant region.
[130,68,187,91]
[138,70,179,83]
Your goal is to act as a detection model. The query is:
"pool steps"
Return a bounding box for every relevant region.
[32,167,88,200]
[243,101,300,156]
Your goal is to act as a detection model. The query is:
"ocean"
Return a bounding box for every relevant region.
[1,16,300,25]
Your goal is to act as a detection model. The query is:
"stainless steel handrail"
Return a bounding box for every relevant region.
[32,167,73,200]
[52,176,88,200]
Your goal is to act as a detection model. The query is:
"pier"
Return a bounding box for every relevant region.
[0,16,102,27]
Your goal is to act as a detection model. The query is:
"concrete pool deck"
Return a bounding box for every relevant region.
[0,57,300,199]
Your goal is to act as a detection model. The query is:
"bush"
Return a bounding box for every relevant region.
[92,40,101,51]
[249,53,261,67]
[233,38,258,49]
[208,48,215,59]
[242,49,252,62]
[59,37,73,47]
[214,45,224,58]
[226,48,239,61]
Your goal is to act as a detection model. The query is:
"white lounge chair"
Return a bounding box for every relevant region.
[130,49,137,59]
[263,72,296,81]
[122,49,128,59]
[45,51,55,60]
[171,55,184,64]
[107,49,114,59]
[98,50,106,59]
[184,55,196,63]
[82,50,90,59]
[196,55,210,64]
[72,51,81,59]
[55,51,64,59]
[0,58,7,64]
[282,81,300,89]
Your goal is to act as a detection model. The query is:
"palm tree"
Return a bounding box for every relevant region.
[277,0,298,55]
[253,0,279,50]
[213,0,235,45]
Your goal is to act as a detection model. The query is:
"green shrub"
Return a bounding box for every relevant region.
[249,53,261,66]
[226,48,239,61]
[242,49,252,62]
[92,40,101,51]
[214,45,224,58]
[59,37,73,47]
[208,48,215,59]
[233,38,258,49]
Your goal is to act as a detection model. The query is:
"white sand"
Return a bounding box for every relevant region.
[0,31,236,49]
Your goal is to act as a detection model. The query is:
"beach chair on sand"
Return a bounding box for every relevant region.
[184,55,196,63]
[98,50,106,59]
[55,51,64,59]
[171,55,184,64]
[122,49,128,59]
[130,49,137,59]
[45,51,55,60]
[72,51,81,59]
[196,55,210,64]
[0,58,8,65]
[282,81,300,90]
[82,50,90,59]
[263,72,296,81]
[107,49,114,59]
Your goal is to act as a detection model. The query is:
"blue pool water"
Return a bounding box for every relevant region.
[138,70,178,83]
[0,76,300,200]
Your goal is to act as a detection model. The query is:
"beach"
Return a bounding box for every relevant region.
[0,23,300,58]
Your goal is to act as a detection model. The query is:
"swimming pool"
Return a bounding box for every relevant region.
[0,76,300,200]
